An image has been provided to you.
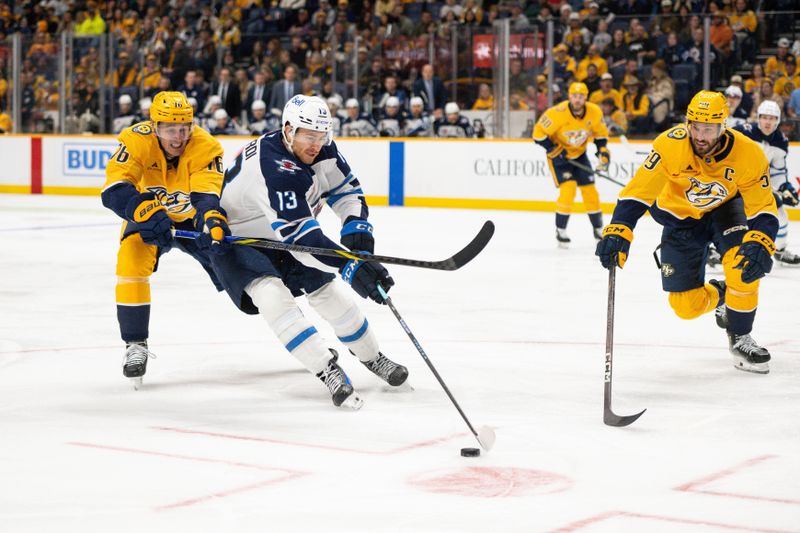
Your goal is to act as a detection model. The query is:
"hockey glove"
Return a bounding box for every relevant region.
[340,216,375,253]
[595,223,633,269]
[778,182,799,207]
[340,259,394,304]
[125,192,173,248]
[734,231,775,284]
[194,208,231,255]
[596,147,611,172]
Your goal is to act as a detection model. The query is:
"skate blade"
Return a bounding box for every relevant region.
[557,242,570,249]
[384,381,414,393]
[733,359,770,374]
[778,260,800,267]
[339,392,365,410]
[130,377,143,390]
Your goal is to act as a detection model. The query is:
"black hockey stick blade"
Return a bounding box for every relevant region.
[604,392,646,427]
[174,220,494,271]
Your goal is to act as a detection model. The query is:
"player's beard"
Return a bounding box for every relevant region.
[689,133,721,157]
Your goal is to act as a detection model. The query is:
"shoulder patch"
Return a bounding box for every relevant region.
[667,127,687,140]
[132,123,153,135]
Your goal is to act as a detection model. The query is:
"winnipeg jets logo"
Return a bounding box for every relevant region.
[277,159,302,173]
[146,186,192,214]
[564,129,589,146]
[685,177,728,209]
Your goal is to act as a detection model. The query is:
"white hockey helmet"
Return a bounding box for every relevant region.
[251,99,267,111]
[756,100,781,120]
[282,94,333,147]
[386,96,400,108]
[118,94,132,106]
[444,102,460,115]
[409,96,424,108]
[345,98,360,109]
[213,108,229,120]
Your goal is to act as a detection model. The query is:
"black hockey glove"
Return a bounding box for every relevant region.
[340,216,375,253]
[595,223,633,269]
[125,192,173,248]
[734,231,775,284]
[340,259,394,304]
[194,208,231,255]
[778,182,799,207]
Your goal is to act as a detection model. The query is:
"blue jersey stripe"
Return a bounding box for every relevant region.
[338,319,369,343]
[286,326,318,352]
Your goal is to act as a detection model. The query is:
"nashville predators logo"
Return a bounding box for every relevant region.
[146,186,192,214]
[685,177,728,209]
[563,129,589,146]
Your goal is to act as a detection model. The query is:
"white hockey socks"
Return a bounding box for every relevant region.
[245,276,330,374]
[307,281,380,362]
[776,206,789,250]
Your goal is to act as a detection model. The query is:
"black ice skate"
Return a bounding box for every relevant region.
[708,279,728,330]
[556,228,570,248]
[728,333,770,374]
[317,357,363,409]
[775,248,800,266]
[123,341,156,389]
[706,246,722,269]
[360,352,409,387]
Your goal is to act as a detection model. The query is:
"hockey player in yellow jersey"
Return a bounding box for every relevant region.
[101,91,230,387]
[533,82,610,247]
[596,91,779,373]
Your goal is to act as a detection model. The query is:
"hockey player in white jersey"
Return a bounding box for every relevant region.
[341,98,378,137]
[211,94,408,409]
[434,102,475,138]
[734,101,800,265]
[376,96,406,137]
[404,96,433,137]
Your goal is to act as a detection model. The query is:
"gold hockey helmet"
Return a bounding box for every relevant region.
[568,82,589,96]
[685,90,728,123]
[150,91,193,123]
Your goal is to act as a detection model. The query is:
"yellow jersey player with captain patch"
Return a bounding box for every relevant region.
[533,82,610,247]
[596,91,779,374]
[101,91,230,387]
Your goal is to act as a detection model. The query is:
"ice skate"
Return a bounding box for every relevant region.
[317,357,364,409]
[707,279,728,330]
[556,228,570,248]
[775,247,800,266]
[359,352,409,387]
[728,333,770,374]
[123,341,156,390]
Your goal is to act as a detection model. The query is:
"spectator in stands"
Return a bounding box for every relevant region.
[246,100,273,135]
[766,38,795,78]
[138,53,162,94]
[646,59,674,130]
[658,31,685,68]
[178,70,206,113]
[550,44,577,85]
[434,102,474,138]
[412,63,446,119]
[341,98,378,137]
[592,19,612,54]
[710,13,734,79]
[376,74,407,111]
[600,97,627,137]
[134,98,151,123]
[622,76,650,134]
[750,79,784,120]
[0,107,12,133]
[787,85,800,119]
[590,73,623,109]
[245,71,271,122]
[211,66,242,121]
[164,38,191,88]
[527,81,548,115]
[582,64,601,94]
[439,0,463,21]
[729,0,757,66]
[605,29,629,69]
[628,19,657,65]
[111,51,138,93]
[729,74,753,116]
[404,96,433,137]
[112,94,136,134]
[775,56,800,98]
[509,58,533,94]
[509,91,529,111]
[577,44,608,82]
[724,85,749,128]
[269,64,303,116]
[563,12,591,46]
[209,108,236,135]
[653,0,680,37]
[471,83,494,110]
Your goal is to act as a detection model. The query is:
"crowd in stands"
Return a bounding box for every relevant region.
[0,0,799,139]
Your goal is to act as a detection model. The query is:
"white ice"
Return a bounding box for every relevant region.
[1,194,798,533]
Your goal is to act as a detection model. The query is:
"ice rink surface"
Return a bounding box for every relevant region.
[1,194,799,533]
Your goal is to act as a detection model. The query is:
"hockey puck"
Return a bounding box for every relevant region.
[460,447,481,457]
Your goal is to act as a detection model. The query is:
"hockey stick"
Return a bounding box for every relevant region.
[174,220,494,271]
[567,158,627,187]
[377,284,496,452]
[604,266,646,427]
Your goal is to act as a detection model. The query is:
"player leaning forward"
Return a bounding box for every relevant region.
[596,91,779,373]
[212,94,408,408]
[101,91,229,383]
[533,82,610,247]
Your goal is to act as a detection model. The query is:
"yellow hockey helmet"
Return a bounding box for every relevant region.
[568,82,589,96]
[150,91,193,123]
[685,90,728,123]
